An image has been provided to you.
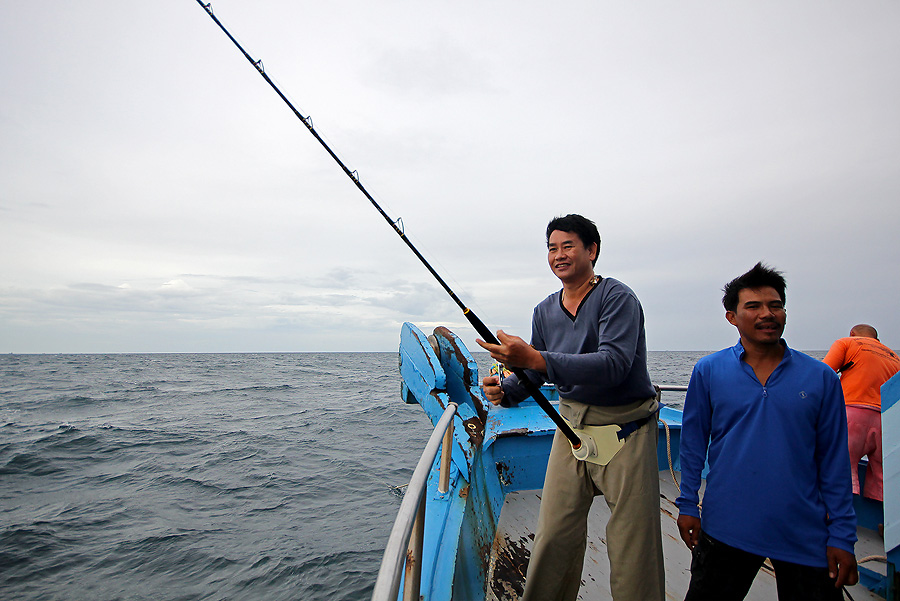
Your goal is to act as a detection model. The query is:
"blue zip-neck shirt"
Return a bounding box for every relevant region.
[676,340,856,566]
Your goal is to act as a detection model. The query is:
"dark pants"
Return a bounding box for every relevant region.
[684,531,844,601]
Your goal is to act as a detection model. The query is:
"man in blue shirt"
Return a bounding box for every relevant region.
[676,262,858,600]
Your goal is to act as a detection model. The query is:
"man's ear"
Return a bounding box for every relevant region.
[725,310,737,326]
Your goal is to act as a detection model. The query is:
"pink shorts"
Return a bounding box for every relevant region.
[846,405,882,501]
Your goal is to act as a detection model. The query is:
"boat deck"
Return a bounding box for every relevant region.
[487,471,885,601]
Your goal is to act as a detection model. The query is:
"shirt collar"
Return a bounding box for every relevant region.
[731,339,792,362]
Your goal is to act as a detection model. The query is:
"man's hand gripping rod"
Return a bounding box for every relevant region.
[465,312,582,449]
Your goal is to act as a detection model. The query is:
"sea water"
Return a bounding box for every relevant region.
[1,350,761,600]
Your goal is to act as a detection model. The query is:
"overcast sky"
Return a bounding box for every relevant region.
[1,1,898,354]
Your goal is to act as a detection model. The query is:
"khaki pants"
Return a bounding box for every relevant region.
[521,398,665,601]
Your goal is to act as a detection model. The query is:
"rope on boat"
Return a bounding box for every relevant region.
[839,556,890,601]
[659,417,678,488]
[857,554,887,563]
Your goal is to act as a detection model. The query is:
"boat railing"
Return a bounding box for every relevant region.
[658,385,688,393]
[372,401,458,601]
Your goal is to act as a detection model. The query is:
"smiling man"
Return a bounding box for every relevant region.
[676,262,858,600]
[477,214,663,601]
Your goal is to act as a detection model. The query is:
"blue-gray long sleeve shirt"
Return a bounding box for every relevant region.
[502,277,655,406]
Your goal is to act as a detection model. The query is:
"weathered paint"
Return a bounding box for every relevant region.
[488,531,530,599]
[399,323,446,399]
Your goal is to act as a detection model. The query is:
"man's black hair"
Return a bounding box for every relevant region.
[722,262,786,311]
[546,214,602,265]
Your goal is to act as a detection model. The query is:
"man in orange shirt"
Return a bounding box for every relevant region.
[823,324,900,501]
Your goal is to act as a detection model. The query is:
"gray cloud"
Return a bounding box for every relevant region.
[1,0,898,353]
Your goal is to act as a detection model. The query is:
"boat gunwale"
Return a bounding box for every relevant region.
[372,402,459,601]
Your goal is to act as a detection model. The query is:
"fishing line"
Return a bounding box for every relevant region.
[194,0,581,449]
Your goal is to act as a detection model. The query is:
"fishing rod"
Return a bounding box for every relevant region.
[194,0,582,450]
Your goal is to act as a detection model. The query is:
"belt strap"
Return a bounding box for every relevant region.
[616,414,653,441]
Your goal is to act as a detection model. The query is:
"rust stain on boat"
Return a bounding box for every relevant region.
[490,533,530,600]
[463,416,485,447]
[495,461,512,487]
[434,326,490,423]
[495,428,531,438]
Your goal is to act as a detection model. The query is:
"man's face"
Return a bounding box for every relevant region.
[726,286,786,347]
[547,230,597,284]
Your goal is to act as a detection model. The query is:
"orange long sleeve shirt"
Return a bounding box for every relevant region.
[823,336,900,410]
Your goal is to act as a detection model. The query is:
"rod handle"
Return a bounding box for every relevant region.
[463,309,581,448]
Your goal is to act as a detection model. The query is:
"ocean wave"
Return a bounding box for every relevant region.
[186,383,298,397]
[56,396,99,407]
[0,452,61,476]
[234,548,381,595]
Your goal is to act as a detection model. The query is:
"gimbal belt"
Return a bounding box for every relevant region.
[566,414,654,465]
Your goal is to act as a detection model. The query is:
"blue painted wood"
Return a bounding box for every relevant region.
[430,326,505,601]
[854,467,885,532]
[399,322,446,402]
[421,464,466,601]
[882,372,900,600]
[485,400,555,493]
[490,433,552,492]
[398,323,463,601]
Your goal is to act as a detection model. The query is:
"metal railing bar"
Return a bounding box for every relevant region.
[372,401,458,601]
[657,385,688,392]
